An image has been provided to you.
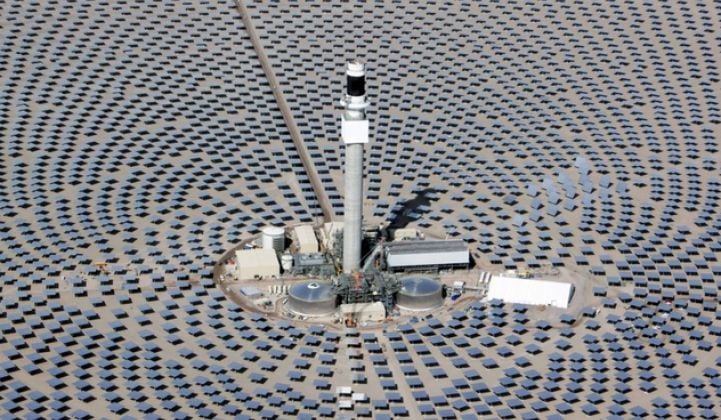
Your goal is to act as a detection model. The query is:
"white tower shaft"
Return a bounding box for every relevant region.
[341,61,369,273]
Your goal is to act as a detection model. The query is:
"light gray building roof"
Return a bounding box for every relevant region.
[386,239,468,254]
[386,240,469,268]
[487,275,573,309]
[235,248,280,279]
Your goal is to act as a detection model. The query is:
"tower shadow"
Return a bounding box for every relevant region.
[386,188,437,231]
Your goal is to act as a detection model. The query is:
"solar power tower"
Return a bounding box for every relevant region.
[340,61,370,273]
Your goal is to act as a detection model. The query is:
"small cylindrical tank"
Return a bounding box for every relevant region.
[396,276,444,311]
[262,226,285,252]
[287,281,336,316]
[281,253,293,272]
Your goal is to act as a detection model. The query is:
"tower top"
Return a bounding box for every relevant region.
[345,60,366,98]
[346,60,365,77]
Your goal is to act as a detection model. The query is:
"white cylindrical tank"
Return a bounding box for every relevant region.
[287,281,336,316]
[262,226,285,252]
[281,253,293,272]
[396,276,444,311]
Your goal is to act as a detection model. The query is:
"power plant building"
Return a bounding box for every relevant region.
[234,248,280,280]
[386,240,469,272]
[294,225,319,254]
[487,275,574,309]
[292,253,335,277]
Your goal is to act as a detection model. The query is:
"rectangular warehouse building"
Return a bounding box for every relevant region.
[294,224,319,254]
[487,275,573,309]
[385,240,469,272]
[235,248,280,280]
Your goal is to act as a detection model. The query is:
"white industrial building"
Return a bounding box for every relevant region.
[239,286,263,299]
[294,224,319,254]
[234,248,280,280]
[392,228,419,241]
[385,240,469,271]
[339,302,386,323]
[487,275,574,309]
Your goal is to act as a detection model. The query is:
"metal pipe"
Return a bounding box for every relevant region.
[361,242,383,272]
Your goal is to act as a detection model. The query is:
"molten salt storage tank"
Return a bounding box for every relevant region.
[396,276,444,311]
[262,226,285,252]
[287,281,336,316]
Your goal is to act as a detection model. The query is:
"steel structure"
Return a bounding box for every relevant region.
[333,269,400,314]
